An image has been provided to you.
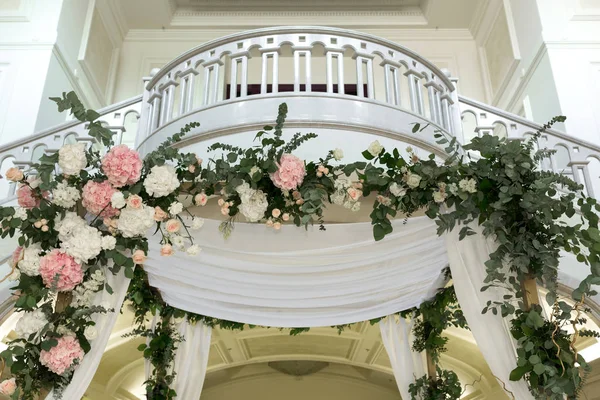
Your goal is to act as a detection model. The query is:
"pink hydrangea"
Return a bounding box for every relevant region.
[16,184,48,209]
[101,145,143,188]
[39,250,83,291]
[82,180,119,218]
[39,336,85,375]
[270,154,306,191]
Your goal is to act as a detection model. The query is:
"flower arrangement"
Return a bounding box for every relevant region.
[0,92,598,400]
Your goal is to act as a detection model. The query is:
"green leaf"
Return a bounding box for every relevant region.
[361,150,374,160]
[510,365,530,381]
[533,363,546,375]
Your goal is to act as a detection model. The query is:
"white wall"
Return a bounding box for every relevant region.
[34,52,75,132]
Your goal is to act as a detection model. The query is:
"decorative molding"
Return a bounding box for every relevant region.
[178,0,421,11]
[51,44,93,108]
[97,0,129,41]
[505,42,548,112]
[0,0,33,22]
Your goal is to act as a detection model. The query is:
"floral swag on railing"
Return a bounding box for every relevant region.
[0,92,598,400]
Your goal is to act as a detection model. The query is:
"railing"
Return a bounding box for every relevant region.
[459,96,600,198]
[136,26,463,147]
[0,96,142,205]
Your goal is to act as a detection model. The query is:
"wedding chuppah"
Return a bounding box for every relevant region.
[0,92,596,400]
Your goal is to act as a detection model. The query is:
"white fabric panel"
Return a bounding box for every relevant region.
[172,320,212,399]
[49,265,130,399]
[446,225,534,400]
[144,216,448,327]
[380,316,425,400]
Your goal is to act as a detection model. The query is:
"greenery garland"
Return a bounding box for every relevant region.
[0,92,597,400]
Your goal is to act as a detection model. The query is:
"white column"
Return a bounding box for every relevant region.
[325,49,345,94]
[405,70,425,115]
[260,48,280,94]
[381,60,401,106]
[293,46,312,93]
[354,54,375,98]
[202,59,224,106]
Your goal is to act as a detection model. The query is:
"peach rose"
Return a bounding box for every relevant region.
[165,219,181,233]
[196,156,203,165]
[282,213,290,221]
[292,191,302,200]
[188,165,196,173]
[272,208,281,218]
[347,188,362,201]
[132,250,146,264]
[194,193,208,206]
[154,206,168,221]
[127,195,143,209]
[0,377,17,395]
[160,244,174,257]
[266,219,274,227]
[273,222,282,230]
[296,199,304,205]
[41,225,49,232]
[5,167,23,182]
[316,172,323,177]
[218,198,225,207]
[221,207,230,216]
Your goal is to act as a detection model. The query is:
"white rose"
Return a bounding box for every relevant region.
[405,172,422,189]
[58,142,87,175]
[186,245,200,256]
[389,182,406,197]
[15,309,48,343]
[110,192,126,209]
[18,243,42,276]
[53,181,81,208]
[191,217,205,230]
[117,205,155,238]
[249,166,261,177]
[144,165,180,197]
[84,326,98,341]
[101,235,116,250]
[13,207,27,220]
[171,235,185,249]
[169,201,183,216]
[433,190,447,203]
[27,177,41,189]
[332,148,344,161]
[367,140,384,157]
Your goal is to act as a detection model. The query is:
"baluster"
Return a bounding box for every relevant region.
[149,93,162,131]
[424,81,443,124]
[570,161,594,197]
[261,48,280,94]
[160,75,178,125]
[440,93,453,131]
[202,59,224,106]
[178,77,187,115]
[293,46,312,92]
[178,64,198,115]
[229,51,251,99]
[325,49,344,94]
[354,54,375,98]
[381,60,401,106]
[405,70,425,115]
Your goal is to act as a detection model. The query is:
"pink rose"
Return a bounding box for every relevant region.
[101,145,142,188]
[39,250,84,291]
[132,250,146,264]
[270,154,306,191]
[154,206,168,222]
[0,378,16,395]
[194,193,208,206]
[165,219,181,233]
[347,188,362,201]
[40,336,84,375]
[5,167,23,182]
[127,194,143,209]
[17,184,48,209]
[160,244,174,256]
[82,181,119,218]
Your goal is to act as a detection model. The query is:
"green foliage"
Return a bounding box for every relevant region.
[408,369,462,400]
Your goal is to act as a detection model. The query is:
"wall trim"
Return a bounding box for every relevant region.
[52,45,93,108]
[0,0,33,22]
[505,42,548,112]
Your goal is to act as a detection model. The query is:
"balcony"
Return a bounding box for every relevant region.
[1,26,600,206]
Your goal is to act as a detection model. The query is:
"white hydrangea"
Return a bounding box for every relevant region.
[143,165,180,197]
[101,235,116,250]
[459,178,477,194]
[84,326,98,341]
[350,202,361,212]
[367,140,384,157]
[186,245,200,256]
[236,182,269,222]
[389,182,406,197]
[171,234,185,249]
[330,191,346,206]
[448,183,458,196]
[13,207,27,220]
[169,201,183,216]
[191,217,205,230]
[72,286,95,308]
[52,181,81,208]
[332,148,344,161]
[18,243,42,276]
[117,205,155,238]
[61,224,103,263]
[15,309,48,343]
[56,212,87,241]
[58,142,87,176]
[110,192,126,209]
[56,325,74,337]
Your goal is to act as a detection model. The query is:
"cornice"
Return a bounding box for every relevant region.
[125,28,474,43]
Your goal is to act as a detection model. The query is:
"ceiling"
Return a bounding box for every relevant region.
[115,0,482,30]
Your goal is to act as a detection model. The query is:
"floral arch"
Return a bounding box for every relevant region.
[0,92,598,400]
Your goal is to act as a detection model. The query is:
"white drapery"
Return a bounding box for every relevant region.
[446,224,534,400]
[49,265,131,400]
[143,216,448,327]
[380,315,425,400]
